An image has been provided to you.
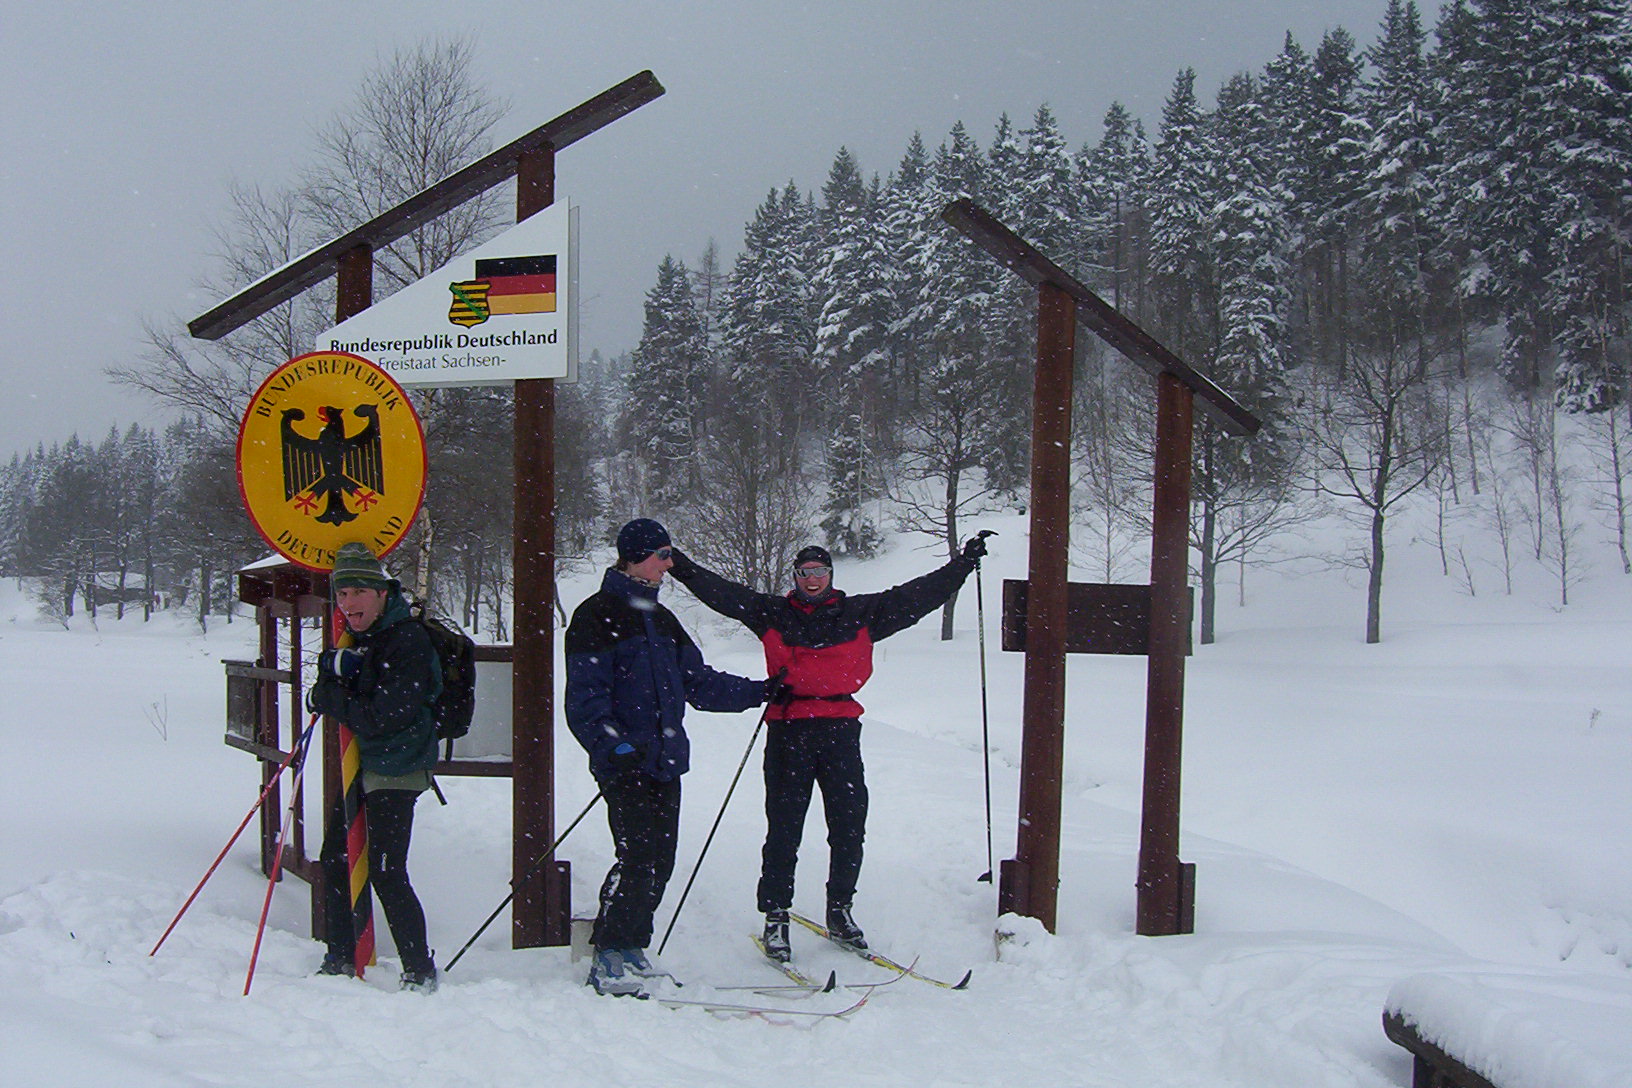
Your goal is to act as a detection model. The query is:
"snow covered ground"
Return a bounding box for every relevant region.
[2,508,1628,1087]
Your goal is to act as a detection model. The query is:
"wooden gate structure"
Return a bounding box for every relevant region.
[198,72,665,949]
[942,199,1261,937]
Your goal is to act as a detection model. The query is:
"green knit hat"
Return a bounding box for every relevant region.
[331,541,390,589]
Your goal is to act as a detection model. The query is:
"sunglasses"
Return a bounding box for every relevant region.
[653,547,673,560]
[791,564,831,579]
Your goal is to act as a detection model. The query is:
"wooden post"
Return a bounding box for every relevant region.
[511,144,570,948]
[940,200,1257,936]
[1137,372,1195,935]
[1000,282,1076,932]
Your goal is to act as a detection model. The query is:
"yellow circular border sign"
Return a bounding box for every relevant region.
[237,351,427,571]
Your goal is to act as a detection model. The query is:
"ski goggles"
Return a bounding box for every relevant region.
[791,564,831,579]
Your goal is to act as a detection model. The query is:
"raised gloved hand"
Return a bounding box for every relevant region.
[320,647,364,680]
[962,531,994,561]
[608,742,643,776]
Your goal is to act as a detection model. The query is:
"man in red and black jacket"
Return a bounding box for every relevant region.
[668,535,988,962]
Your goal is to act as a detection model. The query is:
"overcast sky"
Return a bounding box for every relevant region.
[0,0,1389,457]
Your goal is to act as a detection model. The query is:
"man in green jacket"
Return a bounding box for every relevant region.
[308,541,442,992]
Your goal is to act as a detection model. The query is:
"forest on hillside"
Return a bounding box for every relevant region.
[3,1,1627,643]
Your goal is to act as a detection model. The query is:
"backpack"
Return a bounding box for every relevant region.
[410,603,477,757]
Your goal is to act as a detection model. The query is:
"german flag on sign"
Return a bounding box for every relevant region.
[475,255,557,316]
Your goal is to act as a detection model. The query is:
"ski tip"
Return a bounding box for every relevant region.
[822,970,837,993]
[952,969,973,990]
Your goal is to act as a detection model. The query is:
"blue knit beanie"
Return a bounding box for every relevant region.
[617,518,671,563]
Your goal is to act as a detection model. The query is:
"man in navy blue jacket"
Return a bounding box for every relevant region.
[565,518,771,996]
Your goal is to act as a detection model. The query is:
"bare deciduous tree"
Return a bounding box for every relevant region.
[889,351,1004,638]
[115,38,512,609]
[1581,406,1631,574]
[302,37,508,293]
[1302,347,1445,643]
[680,403,816,594]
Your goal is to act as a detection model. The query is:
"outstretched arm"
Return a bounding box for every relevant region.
[676,631,767,714]
[667,547,775,637]
[866,554,977,640]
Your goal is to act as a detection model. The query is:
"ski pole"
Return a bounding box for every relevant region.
[443,790,604,972]
[657,691,778,956]
[151,712,320,957]
[242,722,318,995]
[974,530,996,883]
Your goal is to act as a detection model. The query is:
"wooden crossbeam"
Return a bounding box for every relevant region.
[189,70,665,341]
[940,198,1261,437]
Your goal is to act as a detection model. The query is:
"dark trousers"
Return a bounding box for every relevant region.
[320,788,431,972]
[756,718,868,914]
[593,773,682,951]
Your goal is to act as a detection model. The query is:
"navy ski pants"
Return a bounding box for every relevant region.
[593,772,682,951]
[756,718,868,914]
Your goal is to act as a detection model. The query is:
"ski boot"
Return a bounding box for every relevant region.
[400,958,439,993]
[762,910,791,963]
[586,946,644,997]
[826,902,867,950]
[315,951,356,978]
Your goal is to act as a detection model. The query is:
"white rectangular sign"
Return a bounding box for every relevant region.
[317,200,577,386]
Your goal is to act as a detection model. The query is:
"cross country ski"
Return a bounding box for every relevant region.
[789,911,973,990]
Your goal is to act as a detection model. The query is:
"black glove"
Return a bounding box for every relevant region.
[765,667,793,706]
[608,743,643,776]
[961,534,990,561]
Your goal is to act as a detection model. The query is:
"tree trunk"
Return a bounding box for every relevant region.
[116,552,129,620]
[1195,427,1217,644]
[415,510,435,602]
[939,469,960,640]
[198,556,210,634]
[1366,508,1385,645]
[1198,498,1217,646]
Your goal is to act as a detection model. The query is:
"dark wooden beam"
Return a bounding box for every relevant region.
[511,145,569,949]
[940,199,1261,437]
[1384,1011,1503,1088]
[1138,372,1196,935]
[1000,281,1076,932]
[189,70,665,341]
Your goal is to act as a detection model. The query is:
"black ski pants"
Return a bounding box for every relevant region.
[592,772,682,951]
[320,788,431,973]
[756,718,868,914]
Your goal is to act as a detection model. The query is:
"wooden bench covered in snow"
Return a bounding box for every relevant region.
[1384,970,1632,1088]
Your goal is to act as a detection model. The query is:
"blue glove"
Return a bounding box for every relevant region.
[321,648,364,679]
[609,743,643,775]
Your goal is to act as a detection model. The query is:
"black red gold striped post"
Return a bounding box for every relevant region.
[331,247,379,975]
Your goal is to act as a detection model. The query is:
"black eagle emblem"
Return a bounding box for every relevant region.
[280,404,384,525]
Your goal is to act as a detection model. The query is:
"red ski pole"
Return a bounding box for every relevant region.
[150,713,319,957]
[243,728,317,995]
